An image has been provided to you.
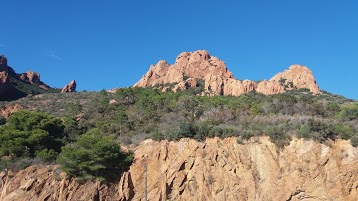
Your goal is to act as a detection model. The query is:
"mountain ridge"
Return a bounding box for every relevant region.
[133,50,321,96]
[0,55,76,101]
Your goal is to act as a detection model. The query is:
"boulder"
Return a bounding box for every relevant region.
[61,80,76,93]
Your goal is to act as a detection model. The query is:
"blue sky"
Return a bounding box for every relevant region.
[1,1,357,99]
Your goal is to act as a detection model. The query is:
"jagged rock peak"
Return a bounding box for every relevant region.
[61,80,76,93]
[132,50,321,96]
[19,71,41,84]
[134,50,233,88]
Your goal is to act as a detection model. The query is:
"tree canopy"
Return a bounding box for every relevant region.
[0,110,65,158]
[57,129,133,181]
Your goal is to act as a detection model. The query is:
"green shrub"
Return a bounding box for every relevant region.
[151,130,164,141]
[338,103,358,120]
[178,122,196,138]
[240,130,255,140]
[0,116,6,125]
[0,157,40,172]
[332,124,355,140]
[350,135,358,147]
[0,110,65,157]
[265,126,289,148]
[36,148,58,162]
[193,123,213,141]
[297,125,311,140]
[57,129,133,181]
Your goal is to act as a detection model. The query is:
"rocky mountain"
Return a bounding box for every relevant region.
[134,50,321,96]
[1,137,357,201]
[0,55,75,101]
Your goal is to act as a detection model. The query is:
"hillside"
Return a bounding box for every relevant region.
[0,52,358,201]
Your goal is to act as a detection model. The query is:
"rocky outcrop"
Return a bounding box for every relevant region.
[134,50,233,88]
[133,50,321,96]
[0,55,10,97]
[270,64,321,94]
[1,137,357,201]
[0,104,23,119]
[0,55,58,100]
[61,80,76,93]
[0,71,9,97]
[19,71,41,84]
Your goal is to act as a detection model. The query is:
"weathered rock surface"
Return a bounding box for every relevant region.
[19,71,41,84]
[0,104,23,119]
[61,80,76,93]
[270,64,321,94]
[133,50,321,96]
[1,137,357,201]
[0,71,9,97]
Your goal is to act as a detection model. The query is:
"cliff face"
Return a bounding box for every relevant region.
[133,50,321,96]
[1,137,357,201]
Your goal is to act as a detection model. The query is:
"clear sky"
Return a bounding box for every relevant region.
[1,1,357,99]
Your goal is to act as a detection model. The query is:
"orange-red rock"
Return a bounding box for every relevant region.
[0,104,23,119]
[1,138,357,201]
[270,64,320,94]
[19,71,41,84]
[61,80,76,93]
[133,50,321,96]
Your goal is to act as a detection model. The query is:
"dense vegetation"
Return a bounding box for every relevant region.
[57,129,133,181]
[0,111,65,157]
[1,87,357,180]
[0,110,133,181]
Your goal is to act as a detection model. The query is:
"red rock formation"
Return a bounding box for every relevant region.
[269,64,320,94]
[61,80,76,93]
[1,138,357,201]
[0,71,9,96]
[133,50,321,96]
[19,71,41,84]
[0,104,23,119]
